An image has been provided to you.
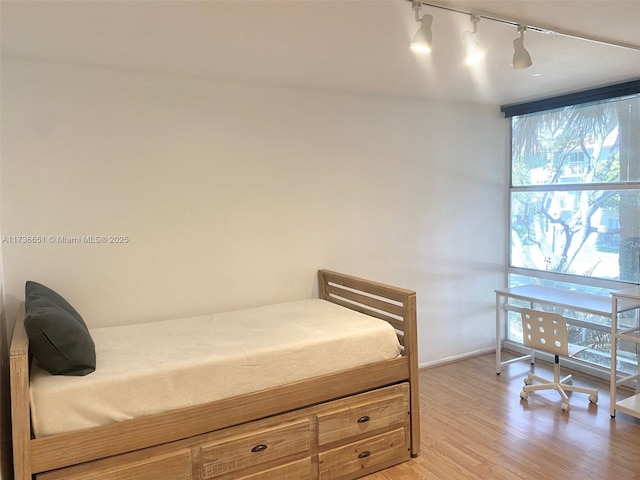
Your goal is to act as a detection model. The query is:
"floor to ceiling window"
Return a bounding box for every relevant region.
[502,81,640,374]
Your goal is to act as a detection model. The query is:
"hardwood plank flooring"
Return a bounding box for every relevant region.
[364,352,640,480]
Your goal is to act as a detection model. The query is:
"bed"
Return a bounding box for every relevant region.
[11,270,420,480]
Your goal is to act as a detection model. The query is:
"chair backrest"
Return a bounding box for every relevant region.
[520,308,569,357]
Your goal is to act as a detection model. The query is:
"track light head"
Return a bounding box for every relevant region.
[513,25,533,69]
[411,14,433,53]
[463,15,485,64]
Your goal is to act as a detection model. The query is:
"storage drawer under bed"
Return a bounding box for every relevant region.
[200,418,312,479]
[318,428,408,480]
[317,388,408,446]
[36,449,193,480]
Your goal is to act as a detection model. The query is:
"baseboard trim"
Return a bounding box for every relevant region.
[419,347,495,370]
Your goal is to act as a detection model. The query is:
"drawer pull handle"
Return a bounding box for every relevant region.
[358,451,371,459]
[357,415,371,423]
[251,444,268,453]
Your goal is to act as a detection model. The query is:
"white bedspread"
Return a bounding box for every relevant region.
[29,299,401,437]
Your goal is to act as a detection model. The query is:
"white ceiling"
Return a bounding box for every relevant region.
[1,0,639,106]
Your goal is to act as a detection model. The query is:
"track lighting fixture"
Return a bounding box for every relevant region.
[463,15,485,64]
[407,0,638,71]
[410,1,433,53]
[513,25,533,69]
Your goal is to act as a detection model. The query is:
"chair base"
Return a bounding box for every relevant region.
[520,363,598,412]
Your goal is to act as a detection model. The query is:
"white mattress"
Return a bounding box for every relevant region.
[29,299,401,438]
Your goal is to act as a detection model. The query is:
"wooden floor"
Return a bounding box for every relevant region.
[364,352,640,480]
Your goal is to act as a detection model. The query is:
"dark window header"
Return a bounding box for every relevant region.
[501,79,640,118]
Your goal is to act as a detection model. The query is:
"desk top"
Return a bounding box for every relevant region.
[495,284,639,316]
[611,285,640,301]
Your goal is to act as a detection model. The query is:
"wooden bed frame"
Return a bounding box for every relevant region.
[10,270,420,479]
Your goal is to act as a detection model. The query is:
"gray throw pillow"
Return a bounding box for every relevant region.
[24,281,96,376]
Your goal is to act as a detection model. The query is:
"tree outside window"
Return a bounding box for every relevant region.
[510,95,640,283]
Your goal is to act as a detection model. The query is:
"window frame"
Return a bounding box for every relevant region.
[505,83,640,289]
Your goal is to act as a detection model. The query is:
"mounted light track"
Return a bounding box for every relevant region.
[408,0,640,52]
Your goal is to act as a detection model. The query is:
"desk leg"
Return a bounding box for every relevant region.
[496,293,502,375]
[496,294,534,374]
[610,297,618,418]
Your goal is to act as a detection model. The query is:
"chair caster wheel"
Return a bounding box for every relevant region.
[561,403,570,412]
[520,391,529,401]
[589,394,598,404]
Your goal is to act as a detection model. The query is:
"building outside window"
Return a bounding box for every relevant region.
[504,85,640,376]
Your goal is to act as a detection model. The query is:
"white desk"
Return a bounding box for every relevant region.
[495,284,639,375]
[610,285,640,419]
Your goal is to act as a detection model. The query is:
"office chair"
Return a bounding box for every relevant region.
[519,308,598,412]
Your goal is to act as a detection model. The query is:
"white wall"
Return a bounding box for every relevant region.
[0,145,6,480]
[0,58,508,367]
